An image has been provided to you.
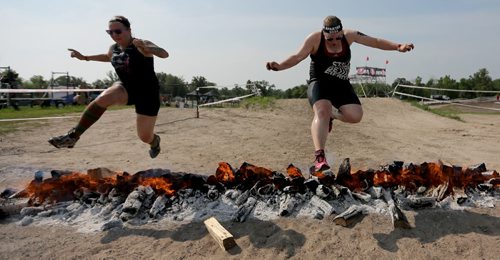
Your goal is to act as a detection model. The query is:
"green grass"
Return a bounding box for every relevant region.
[0,105,87,120]
[0,105,129,135]
[240,96,277,109]
[409,101,463,121]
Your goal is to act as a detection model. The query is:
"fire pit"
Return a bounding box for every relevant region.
[1,159,498,232]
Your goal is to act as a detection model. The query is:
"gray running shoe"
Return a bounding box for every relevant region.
[48,130,79,148]
[149,134,161,158]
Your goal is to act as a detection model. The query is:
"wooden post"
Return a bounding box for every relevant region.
[204,217,236,250]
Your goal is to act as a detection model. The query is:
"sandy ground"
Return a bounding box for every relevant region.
[1,98,499,259]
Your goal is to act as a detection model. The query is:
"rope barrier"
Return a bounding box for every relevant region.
[197,93,256,107]
[397,84,499,94]
[0,89,105,93]
[393,91,500,111]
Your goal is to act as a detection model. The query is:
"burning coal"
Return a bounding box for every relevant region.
[1,159,498,231]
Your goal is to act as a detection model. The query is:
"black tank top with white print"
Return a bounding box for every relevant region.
[309,34,351,81]
[110,41,159,89]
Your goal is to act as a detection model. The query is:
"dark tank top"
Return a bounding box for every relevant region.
[110,41,159,89]
[309,34,351,81]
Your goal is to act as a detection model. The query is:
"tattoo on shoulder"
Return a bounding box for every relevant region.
[357,31,368,36]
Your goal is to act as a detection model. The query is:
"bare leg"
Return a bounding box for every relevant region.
[136,114,157,144]
[311,100,333,151]
[73,82,128,137]
[137,114,161,158]
[94,82,128,108]
[331,104,363,123]
[48,82,128,148]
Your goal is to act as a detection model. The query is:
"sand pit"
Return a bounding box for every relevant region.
[1,98,499,259]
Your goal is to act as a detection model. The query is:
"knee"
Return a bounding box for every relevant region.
[94,95,111,108]
[315,108,332,121]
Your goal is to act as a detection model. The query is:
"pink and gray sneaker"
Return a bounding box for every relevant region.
[314,149,330,172]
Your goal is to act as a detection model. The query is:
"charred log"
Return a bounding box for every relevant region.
[120,186,147,221]
[332,205,365,227]
[279,194,300,216]
[304,178,320,192]
[309,195,334,217]
[149,195,170,218]
[233,197,257,222]
[397,196,436,210]
[382,188,411,229]
[315,185,331,199]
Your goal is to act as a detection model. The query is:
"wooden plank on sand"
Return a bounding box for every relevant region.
[204,217,236,250]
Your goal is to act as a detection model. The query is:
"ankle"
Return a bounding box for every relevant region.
[315,149,326,162]
[68,128,79,139]
[150,134,160,147]
[315,149,325,157]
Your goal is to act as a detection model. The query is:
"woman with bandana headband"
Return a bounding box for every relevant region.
[48,15,169,159]
[266,15,414,172]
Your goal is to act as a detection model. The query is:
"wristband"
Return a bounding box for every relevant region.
[396,44,402,51]
[85,56,89,61]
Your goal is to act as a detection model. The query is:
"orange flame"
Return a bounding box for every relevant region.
[140,177,175,197]
[215,162,235,183]
[238,162,274,179]
[286,164,304,179]
[17,161,499,205]
[24,172,119,204]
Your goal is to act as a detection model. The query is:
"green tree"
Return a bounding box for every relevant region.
[436,75,458,99]
[458,77,474,99]
[245,80,277,97]
[469,68,493,96]
[492,79,500,91]
[284,84,307,98]
[218,87,232,98]
[91,79,108,89]
[106,71,120,82]
[414,76,424,86]
[391,78,417,98]
[0,69,22,88]
[51,76,87,87]
[24,75,48,89]
[190,76,215,92]
[232,85,250,96]
[156,72,187,97]
[90,71,119,89]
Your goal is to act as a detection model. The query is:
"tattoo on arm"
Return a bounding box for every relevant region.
[357,31,368,37]
[142,40,166,55]
[148,46,166,55]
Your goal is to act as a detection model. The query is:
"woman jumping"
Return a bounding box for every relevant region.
[266,15,414,171]
[48,15,169,158]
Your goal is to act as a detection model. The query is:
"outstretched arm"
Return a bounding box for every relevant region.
[347,30,414,52]
[266,33,318,71]
[132,39,169,58]
[67,48,111,62]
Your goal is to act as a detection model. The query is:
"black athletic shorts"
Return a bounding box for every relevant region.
[307,78,361,109]
[122,82,160,117]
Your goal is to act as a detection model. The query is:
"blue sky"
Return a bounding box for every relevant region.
[1,0,499,89]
